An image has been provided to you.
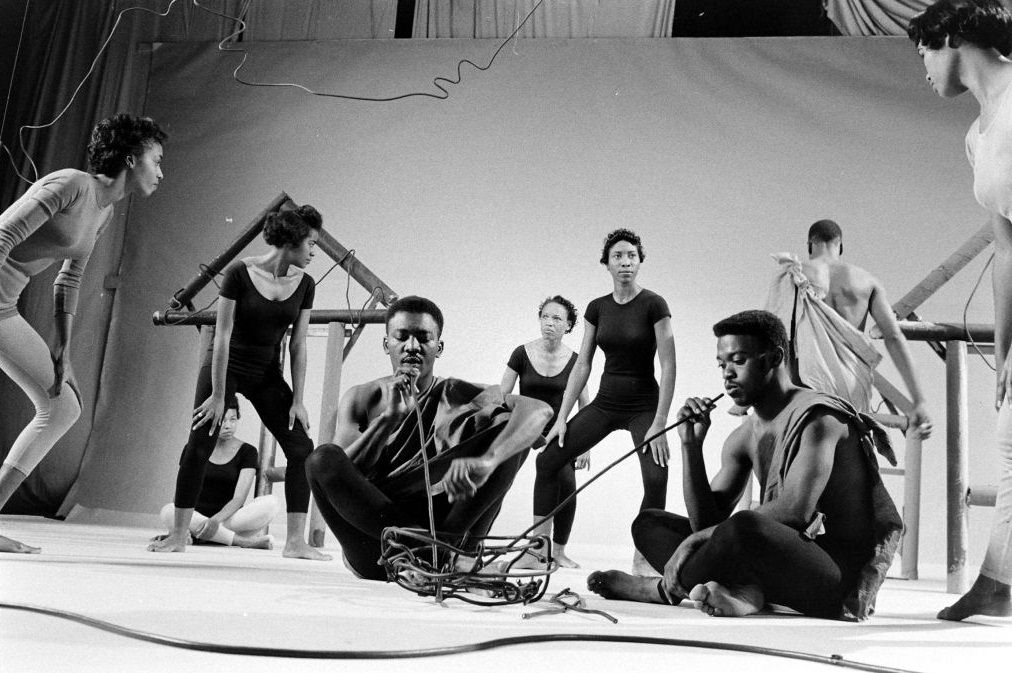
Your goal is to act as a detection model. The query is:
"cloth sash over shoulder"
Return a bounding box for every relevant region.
[363,378,515,498]
[758,389,902,622]
[765,253,882,412]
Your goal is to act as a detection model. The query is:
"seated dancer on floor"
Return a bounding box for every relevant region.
[501,295,590,568]
[307,295,552,581]
[149,204,329,561]
[589,310,903,621]
[0,113,166,554]
[155,397,277,549]
[765,219,931,438]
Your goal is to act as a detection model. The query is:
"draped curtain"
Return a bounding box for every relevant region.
[0,0,395,515]
[413,0,676,38]
[822,0,932,36]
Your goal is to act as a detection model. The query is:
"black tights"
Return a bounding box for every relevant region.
[174,364,313,513]
[307,443,525,580]
[632,509,864,619]
[535,404,665,523]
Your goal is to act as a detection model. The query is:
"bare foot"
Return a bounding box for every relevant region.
[283,541,332,561]
[689,581,764,617]
[511,549,549,569]
[0,534,40,554]
[147,534,187,553]
[149,531,193,544]
[554,548,580,569]
[938,575,1012,621]
[234,534,273,550]
[631,548,659,577]
[587,570,674,604]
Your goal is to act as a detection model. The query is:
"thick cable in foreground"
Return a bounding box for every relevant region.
[0,601,922,673]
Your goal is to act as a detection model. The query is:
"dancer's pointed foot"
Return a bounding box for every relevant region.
[688,581,764,617]
[0,534,40,554]
[937,575,1012,621]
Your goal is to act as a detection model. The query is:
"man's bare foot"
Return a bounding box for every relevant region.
[587,570,674,604]
[938,575,1012,621]
[689,581,764,617]
[283,540,332,561]
[0,534,40,554]
[147,534,187,553]
[234,534,272,550]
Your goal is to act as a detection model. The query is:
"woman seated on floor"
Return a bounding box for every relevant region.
[155,398,279,548]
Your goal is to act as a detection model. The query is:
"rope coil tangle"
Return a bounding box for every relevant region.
[379,527,557,606]
[378,389,724,606]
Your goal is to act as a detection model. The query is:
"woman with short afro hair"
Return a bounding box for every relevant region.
[149,204,331,562]
[0,113,166,554]
[909,0,1012,621]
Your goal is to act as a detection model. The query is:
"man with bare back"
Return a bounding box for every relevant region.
[766,219,931,438]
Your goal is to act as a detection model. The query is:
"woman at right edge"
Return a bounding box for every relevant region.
[909,0,1012,621]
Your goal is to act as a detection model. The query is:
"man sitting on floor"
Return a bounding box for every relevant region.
[588,309,902,620]
[306,295,551,580]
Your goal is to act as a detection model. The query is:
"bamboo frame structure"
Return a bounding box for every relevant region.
[862,221,995,592]
[154,194,398,548]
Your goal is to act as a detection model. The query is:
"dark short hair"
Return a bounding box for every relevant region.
[807,219,843,244]
[712,310,789,356]
[538,295,579,333]
[907,0,1012,55]
[385,295,444,336]
[263,204,323,248]
[599,228,645,265]
[224,395,240,418]
[87,113,167,177]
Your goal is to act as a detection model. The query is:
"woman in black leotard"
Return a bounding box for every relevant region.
[533,229,676,572]
[149,205,330,561]
[500,295,589,568]
[155,398,277,549]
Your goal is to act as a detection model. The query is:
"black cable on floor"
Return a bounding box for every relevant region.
[0,601,921,672]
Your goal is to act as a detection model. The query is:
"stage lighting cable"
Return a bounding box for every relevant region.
[192,0,546,102]
[962,251,996,371]
[1,0,181,185]
[0,601,921,673]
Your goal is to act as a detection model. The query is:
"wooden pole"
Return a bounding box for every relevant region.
[154,308,386,326]
[901,432,923,580]
[945,340,969,594]
[307,322,346,548]
[892,222,993,319]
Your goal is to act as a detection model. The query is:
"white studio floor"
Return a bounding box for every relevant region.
[1,516,1009,673]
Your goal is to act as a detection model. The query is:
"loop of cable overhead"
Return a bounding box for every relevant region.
[1,0,181,185]
[192,0,546,102]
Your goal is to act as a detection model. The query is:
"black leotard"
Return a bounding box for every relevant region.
[208,261,315,377]
[585,289,670,412]
[506,345,577,433]
[194,442,257,517]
